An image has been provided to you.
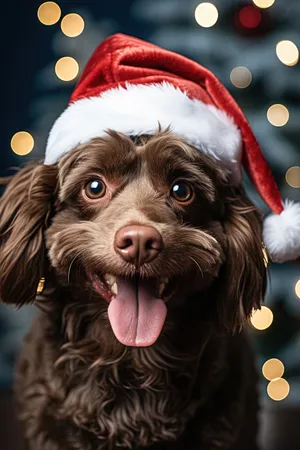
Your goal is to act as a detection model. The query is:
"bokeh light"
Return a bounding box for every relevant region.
[295,279,300,299]
[61,13,85,37]
[230,66,252,88]
[285,166,300,188]
[239,6,262,29]
[55,57,79,81]
[267,104,289,127]
[262,359,285,381]
[195,3,219,28]
[10,131,34,156]
[276,40,299,66]
[37,2,61,26]
[250,306,273,330]
[252,0,275,8]
[267,378,290,401]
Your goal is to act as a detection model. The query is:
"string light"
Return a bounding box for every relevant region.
[262,245,269,268]
[252,0,275,8]
[37,278,45,294]
[295,279,300,299]
[61,13,85,37]
[267,104,289,127]
[262,359,284,381]
[276,40,299,67]
[194,3,219,28]
[55,57,79,81]
[250,306,273,330]
[10,131,34,156]
[230,67,252,88]
[37,2,61,26]
[267,378,290,401]
[285,166,300,188]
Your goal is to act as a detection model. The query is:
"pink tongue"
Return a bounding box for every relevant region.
[108,277,167,347]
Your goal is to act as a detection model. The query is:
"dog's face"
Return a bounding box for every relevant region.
[46,132,226,347]
[0,131,266,346]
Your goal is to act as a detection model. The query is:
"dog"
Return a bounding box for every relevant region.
[0,130,266,450]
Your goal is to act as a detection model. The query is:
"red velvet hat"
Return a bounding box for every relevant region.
[45,33,300,263]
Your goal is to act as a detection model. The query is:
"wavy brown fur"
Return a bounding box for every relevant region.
[0,131,266,450]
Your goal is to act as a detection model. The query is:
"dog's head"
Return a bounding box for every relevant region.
[0,131,266,346]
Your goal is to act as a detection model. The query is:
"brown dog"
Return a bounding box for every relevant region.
[0,131,266,450]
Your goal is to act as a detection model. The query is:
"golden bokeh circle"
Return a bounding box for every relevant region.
[195,3,219,28]
[276,40,299,67]
[267,378,290,401]
[285,166,300,188]
[37,2,61,26]
[55,57,79,81]
[267,104,289,127]
[10,131,34,156]
[262,359,284,381]
[61,13,85,37]
[295,279,300,299]
[252,0,275,8]
[250,306,273,330]
[230,67,252,88]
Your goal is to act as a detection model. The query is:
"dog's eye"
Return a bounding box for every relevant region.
[170,181,194,204]
[84,179,106,200]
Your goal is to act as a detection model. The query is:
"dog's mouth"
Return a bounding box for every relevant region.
[91,273,176,347]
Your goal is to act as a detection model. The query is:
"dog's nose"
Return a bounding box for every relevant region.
[114,225,163,266]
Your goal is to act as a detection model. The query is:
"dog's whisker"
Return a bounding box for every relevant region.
[67,250,84,284]
[187,256,204,278]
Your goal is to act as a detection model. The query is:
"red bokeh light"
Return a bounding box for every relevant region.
[239,5,262,29]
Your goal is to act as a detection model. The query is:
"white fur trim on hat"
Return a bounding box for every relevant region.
[45,82,242,182]
[263,200,300,262]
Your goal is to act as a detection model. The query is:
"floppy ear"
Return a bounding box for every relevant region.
[216,186,267,333]
[0,163,57,306]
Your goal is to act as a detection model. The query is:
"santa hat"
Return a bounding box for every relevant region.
[45,33,300,263]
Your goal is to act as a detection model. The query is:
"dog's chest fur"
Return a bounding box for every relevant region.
[57,348,200,447]
[16,313,210,450]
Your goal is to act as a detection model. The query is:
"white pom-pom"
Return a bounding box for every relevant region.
[263,200,300,262]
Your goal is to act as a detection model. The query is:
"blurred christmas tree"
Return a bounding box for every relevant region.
[131,0,300,405]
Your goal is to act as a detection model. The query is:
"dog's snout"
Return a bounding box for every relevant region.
[114,225,163,266]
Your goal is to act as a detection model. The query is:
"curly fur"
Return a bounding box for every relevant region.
[0,131,266,450]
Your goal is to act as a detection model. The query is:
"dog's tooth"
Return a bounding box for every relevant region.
[162,277,169,285]
[105,274,116,286]
[159,282,165,297]
[111,282,118,295]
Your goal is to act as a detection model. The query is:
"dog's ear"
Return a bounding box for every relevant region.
[216,186,267,333]
[0,163,57,306]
